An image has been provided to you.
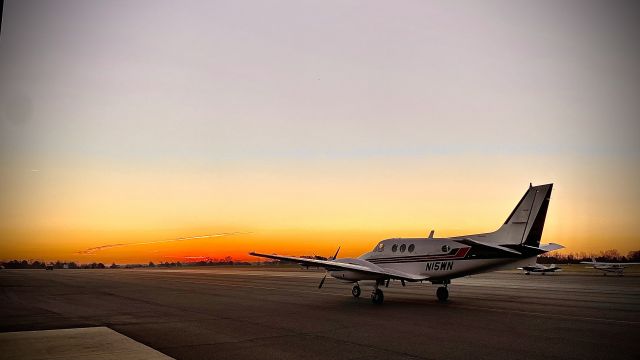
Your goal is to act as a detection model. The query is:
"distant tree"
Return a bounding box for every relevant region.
[148,261,156,267]
[600,249,622,261]
[627,250,640,262]
[109,262,118,269]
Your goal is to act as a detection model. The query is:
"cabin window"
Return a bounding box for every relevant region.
[392,244,398,252]
[400,244,406,252]
[441,245,450,253]
[408,244,415,253]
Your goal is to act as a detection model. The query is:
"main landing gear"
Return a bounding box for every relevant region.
[371,280,385,304]
[372,289,384,304]
[352,284,361,298]
[436,286,448,302]
[436,280,450,302]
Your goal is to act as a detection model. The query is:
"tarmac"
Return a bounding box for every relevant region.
[1,266,639,360]
[0,326,172,360]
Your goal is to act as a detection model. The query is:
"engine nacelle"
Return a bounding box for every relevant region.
[329,270,380,282]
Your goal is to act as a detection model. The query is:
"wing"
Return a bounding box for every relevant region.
[249,252,428,282]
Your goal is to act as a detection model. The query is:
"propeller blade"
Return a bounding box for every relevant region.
[318,273,327,289]
[331,246,341,260]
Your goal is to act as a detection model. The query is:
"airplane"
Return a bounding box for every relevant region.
[517,263,561,275]
[250,183,564,304]
[580,258,640,276]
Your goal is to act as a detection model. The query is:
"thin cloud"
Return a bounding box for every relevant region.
[77,232,249,255]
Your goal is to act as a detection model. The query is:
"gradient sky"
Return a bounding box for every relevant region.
[1,0,639,263]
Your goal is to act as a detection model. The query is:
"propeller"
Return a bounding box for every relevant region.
[318,273,327,288]
[331,246,341,260]
[318,246,340,289]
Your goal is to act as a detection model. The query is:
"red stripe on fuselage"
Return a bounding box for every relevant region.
[368,246,471,263]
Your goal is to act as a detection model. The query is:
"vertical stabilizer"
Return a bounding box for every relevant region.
[497,184,553,247]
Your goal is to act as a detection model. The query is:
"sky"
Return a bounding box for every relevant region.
[1,0,639,263]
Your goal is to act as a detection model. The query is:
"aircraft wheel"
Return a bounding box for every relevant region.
[436,287,449,302]
[525,272,530,275]
[352,285,361,298]
[371,289,384,304]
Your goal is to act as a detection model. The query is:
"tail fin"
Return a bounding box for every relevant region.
[496,183,553,247]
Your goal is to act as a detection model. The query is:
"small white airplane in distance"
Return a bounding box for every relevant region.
[251,183,564,304]
[580,258,640,276]
[517,263,561,275]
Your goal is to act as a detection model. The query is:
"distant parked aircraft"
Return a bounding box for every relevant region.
[251,183,563,304]
[517,263,561,275]
[580,258,640,276]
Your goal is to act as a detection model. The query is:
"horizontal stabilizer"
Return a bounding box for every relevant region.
[455,238,522,255]
[526,243,564,252]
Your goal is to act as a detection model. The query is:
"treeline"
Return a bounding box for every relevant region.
[0,260,106,269]
[1,257,251,269]
[538,249,640,264]
[154,258,251,267]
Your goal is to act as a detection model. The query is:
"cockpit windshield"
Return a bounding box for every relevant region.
[374,242,384,252]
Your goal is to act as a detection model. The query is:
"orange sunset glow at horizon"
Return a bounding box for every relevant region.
[2,163,639,264]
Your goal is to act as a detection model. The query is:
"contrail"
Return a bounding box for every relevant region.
[78,232,248,255]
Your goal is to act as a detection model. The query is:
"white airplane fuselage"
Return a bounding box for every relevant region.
[330,238,537,282]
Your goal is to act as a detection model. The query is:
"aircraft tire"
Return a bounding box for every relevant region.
[352,285,361,298]
[436,287,449,302]
[371,289,384,304]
